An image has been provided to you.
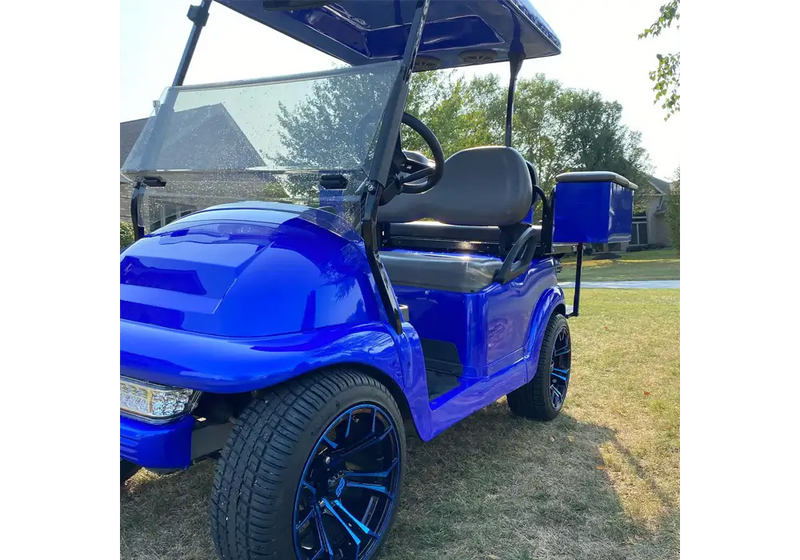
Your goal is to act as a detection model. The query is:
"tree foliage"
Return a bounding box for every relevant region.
[666,167,680,251]
[275,70,397,171]
[640,0,680,119]
[120,220,135,250]
[271,68,400,202]
[406,71,653,205]
[274,69,653,209]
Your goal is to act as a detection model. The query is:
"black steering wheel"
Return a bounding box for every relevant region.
[395,112,446,194]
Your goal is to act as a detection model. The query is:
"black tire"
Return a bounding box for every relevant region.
[507,313,571,421]
[210,368,407,560]
[121,459,141,484]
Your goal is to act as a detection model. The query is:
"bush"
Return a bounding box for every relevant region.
[627,243,666,253]
[120,221,135,250]
[590,252,622,260]
[666,173,680,252]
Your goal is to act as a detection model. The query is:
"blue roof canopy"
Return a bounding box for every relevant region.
[216,0,561,70]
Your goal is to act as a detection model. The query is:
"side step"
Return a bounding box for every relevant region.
[419,337,464,401]
[426,370,461,401]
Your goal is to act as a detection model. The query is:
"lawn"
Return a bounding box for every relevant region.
[121,289,680,560]
[557,248,680,282]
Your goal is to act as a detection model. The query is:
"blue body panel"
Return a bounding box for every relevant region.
[216,0,561,69]
[120,204,382,337]
[120,414,194,468]
[120,204,566,468]
[393,258,560,378]
[120,320,405,393]
[553,180,634,244]
[396,276,565,439]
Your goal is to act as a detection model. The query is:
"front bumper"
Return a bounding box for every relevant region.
[120,413,234,469]
[120,414,195,469]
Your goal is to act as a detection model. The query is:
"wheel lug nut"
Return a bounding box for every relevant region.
[324,457,331,465]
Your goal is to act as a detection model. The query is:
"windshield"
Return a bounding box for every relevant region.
[122,61,402,233]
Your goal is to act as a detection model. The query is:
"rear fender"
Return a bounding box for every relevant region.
[524,285,566,381]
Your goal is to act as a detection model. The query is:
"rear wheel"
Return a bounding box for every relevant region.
[507,313,572,421]
[210,368,406,560]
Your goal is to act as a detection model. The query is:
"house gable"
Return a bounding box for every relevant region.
[647,175,671,196]
[120,105,272,225]
[121,104,265,174]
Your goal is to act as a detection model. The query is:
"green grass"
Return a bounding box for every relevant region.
[558,249,680,282]
[121,289,680,560]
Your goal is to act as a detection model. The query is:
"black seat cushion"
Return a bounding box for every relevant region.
[380,250,503,293]
[386,221,501,254]
[386,220,541,255]
[390,221,502,243]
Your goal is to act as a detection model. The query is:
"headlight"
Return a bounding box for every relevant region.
[120,377,199,422]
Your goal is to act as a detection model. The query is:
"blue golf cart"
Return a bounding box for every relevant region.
[120,1,637,558]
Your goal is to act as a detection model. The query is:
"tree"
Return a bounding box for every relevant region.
[120,220,134,250]
[666,167,680,251]
[275,69,399,172]
[407,72,652,193]
[640,3,679,245]
[275,68,653,212]
[405,72,505,155]
[640,0,680,119]
[271,66,453,203]
[517,78,652,192]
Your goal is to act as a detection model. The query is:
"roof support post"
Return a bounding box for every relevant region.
[173,0,212,87]
[505,50,525,147]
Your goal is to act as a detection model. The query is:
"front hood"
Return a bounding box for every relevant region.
[120,203,380,337]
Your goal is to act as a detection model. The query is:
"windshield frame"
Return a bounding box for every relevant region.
[167,62,394,93]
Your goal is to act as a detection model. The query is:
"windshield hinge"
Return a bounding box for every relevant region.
[187,4,209,27]
[129,177,167,242]
[319,174,348,190]
[141,176,166,188]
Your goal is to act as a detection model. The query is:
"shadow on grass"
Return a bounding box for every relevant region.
[121,402,677,560]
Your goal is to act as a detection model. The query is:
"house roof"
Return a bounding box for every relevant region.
[120,173,133,184]
[647,175,671,195]
[121,117,149,167]
[120,104,265,180]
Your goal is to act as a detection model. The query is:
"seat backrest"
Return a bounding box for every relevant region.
[378,146,533,227]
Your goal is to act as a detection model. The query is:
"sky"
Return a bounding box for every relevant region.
[120,0,680,178]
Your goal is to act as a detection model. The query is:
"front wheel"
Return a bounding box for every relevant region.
[211,368,406,560]
[507,313,572,421]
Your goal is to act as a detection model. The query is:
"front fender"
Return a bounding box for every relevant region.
[524,285,566,381]
[120,319,405,394]
[120,203,384,338]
